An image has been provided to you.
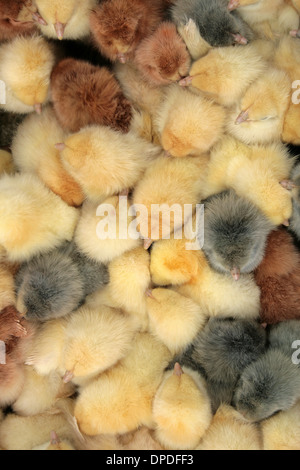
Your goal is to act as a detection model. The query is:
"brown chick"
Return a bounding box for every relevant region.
[254,228,300,324]
[0,0,37,42]
[90,0,164,63]
[134,22,191,87]
[51,58,133,134]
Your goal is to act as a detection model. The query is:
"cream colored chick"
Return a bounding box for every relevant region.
[147,288,206,354]
[12,368,75,417]
[197,404,262,450]
[202,136,294,226]
[74,196,142,265]
[34,0,97,40]
[132,154,209,242]
[262,400,300,450]
[74,333,172,436]
[0,150,14,176]
[0,173,79,263]
[89,247,151,331]
[153,364,212,450]
[34,431,75,451]
[228,0,300,39]
[12,106,84,208]
[61,305,137,386]
[179,45,266,107]
[154,84,226,157]
[176,250,261,320]
[0,399,75,450]
[58,125,159,202]
[226,68,291,144]
[0,35,56,114]
[177,18,212,60]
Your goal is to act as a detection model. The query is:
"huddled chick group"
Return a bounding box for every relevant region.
[1,0,300,451]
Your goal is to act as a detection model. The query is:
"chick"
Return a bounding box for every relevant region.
[171,0,254,47]
[0,173,79,263]
[34,0,97,40]
[289,162,300,239]
[254,229,300,324]
[0,263,17,311]
[0,35,56,114]
[261,400,300,450]
[203,136,294,226]
[74,333,172,436]
[58,125,159,202]
[132,155,209,242]
[197,405,262,450]
[11,106,84,208]
[51,58,133,134]
[0,111,26,150]
[90,0,164,63]
[154,85,226,157]
[228,0,300,39]
[268,319,300,358]
[12,368,75,416]
[147,288,206,354]
[74,196,142,264]
[90,247,151,331]
[177,318,266,412]
[176,18,212,61]
[15,242,109,321]
[34,431,75,451]
[233,349,300,422]
[0,305,27,343]
[0,0,37,42]
[179,45,266,108]
[152,364,212,450]
[0,399,75,450]
[202,191,273,281]
[61,305,137,386]
[134,22,191,87]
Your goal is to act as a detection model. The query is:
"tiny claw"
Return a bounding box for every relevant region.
[117,53,127,64]
[232,33,248,45]
[55,22,65,40]
[282,219,290,227]
[55,143,66,151]
[231,267,240,281]
[174,363,184,377]
[144,239,153,250]
[34,103,42,115]
[280,180,296,191]
[32,12,47,26]
[228,0,240,11]
[290,29,300,38]
[179,76,193,87]
[63,370,74,384]
[235,110,249,125]
[50,431,60,445]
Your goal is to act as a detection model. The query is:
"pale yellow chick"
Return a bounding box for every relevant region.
[262,400,300,450]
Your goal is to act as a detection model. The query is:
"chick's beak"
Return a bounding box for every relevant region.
[55,22,65,40]
[32,12,47,26]
[231,267,241,281]
[34,103,42,115]
[235,110,249,125]
[232,33,248,45]
[228,0,240,11]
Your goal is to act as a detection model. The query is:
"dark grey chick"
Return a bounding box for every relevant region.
[202,190,273,281]
[232,349,300,422]
[171,0,254,47]
[15,242,109,322]
[268,320,300,363]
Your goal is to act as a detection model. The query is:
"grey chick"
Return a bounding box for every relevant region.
[232,349,300,422]
[0,110,26,149]
[169,317,266,412]
[268,320,300,362]
[288,162,300,240]
[202,190,273,281]
[15,242,109,322]
[171,0,254,47]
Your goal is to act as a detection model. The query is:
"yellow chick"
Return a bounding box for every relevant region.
[61,305,137,386]
[74,196,142,265]
[147,288,207,354]
[34,0,97,40]
[58,125,159,202]
[12,106,84,208]
[177,18,212,60]
[152,364,212,450]
[34,431,75,451]
[0,35,56,114]
[74,333,172,436]
[0,150,14,176]
[226,67,291,144]
[179,45,266,107]
[0,173,79,263]
[132,154,209,242]
[154,84,226,158]
[202,136,294,226]
[197,404,262,450]
[261,400,300,450]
